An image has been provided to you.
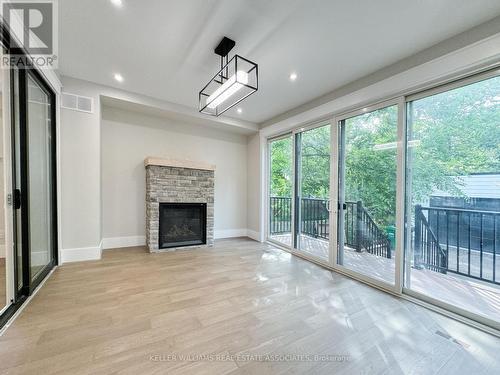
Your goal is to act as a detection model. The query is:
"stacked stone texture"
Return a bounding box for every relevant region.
[146,165,214,252]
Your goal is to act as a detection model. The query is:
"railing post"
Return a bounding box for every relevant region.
[414,204,423,269]
[356,200,363,252]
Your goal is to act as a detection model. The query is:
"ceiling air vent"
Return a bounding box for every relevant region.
[61,92,93,113]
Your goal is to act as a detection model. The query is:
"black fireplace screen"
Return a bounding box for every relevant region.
[159,203,207,249]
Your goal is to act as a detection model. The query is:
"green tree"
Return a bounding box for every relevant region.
[269,75,500,228]
[299,125,330,198]
[270,137,292,197]
[344,106,398,227]
[409,76,500,203]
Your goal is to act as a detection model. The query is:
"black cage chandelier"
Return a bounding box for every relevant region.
[199,37,258,116]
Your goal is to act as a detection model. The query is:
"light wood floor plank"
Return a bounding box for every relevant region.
[0,238,499,374]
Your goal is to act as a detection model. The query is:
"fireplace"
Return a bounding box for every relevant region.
[159,203,207,249]
[145,157,214,252]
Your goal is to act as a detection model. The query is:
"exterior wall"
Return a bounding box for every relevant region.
[145,166,214,251]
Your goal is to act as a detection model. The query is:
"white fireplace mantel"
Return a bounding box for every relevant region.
[144,157,216,171]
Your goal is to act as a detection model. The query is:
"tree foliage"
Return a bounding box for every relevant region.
[345,106,397,227]
[269,137,292,197]
[409,76,500,204]
[269,76,500,227]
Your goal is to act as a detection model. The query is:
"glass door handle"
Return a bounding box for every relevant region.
[14,189,21,209]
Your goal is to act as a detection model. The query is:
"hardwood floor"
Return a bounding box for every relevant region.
[0,238,499,374]
[271,233,500,323]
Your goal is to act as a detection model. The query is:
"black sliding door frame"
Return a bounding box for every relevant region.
[18,67,58,295]
[0,23,58,328]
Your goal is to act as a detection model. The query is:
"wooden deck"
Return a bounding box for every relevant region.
[0,238,499,374]
[270,233,500,323]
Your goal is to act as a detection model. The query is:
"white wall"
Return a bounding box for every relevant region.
[60,77,102,262]
[101,106,248,247]
[246,133,261,241]
[59,76,260,262]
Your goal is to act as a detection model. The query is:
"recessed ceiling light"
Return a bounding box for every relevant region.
[289,72,298,81]
[110,0,123,7]
[114,73,124,82]
[237,108,242,114]
[362,107,368,112]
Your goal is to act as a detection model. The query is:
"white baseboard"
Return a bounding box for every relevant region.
[214,229,248,239]
[246,230,261,242]
[61,245,102,263]
[98,230,260,252]
[102,235,146,249]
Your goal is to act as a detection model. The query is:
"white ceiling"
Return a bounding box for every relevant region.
[59,0,500,124]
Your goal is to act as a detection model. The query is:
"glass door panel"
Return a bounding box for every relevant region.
[337,105,398,285]
[405,74,500,324]
[26,73,54,282]
[0,66,4,313]
[1,33,57,329]
[268,135,293,247]
[11,67,24,295]
[295,124,331,261]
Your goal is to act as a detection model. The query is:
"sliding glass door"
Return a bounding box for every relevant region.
[26,73,56,284]
[404,72,500,326]
[12,68,57,297]
[336,104,399,286]
[1,34,58,328]
[294,124,331,261]
[266,68,499,330]
[268,135,293,248]
[268,123,332,263]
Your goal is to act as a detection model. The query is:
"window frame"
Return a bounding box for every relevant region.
[331,97,405,296]
[402,67,500,332]
[263,63,500,335]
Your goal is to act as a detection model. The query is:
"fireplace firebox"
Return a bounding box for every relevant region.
[159,203,207,249]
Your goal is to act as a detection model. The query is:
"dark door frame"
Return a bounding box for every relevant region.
[0,22,58,328]
[20,67,58,295]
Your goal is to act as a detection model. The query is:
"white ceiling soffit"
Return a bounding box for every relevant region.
[59,0,500,124]
[100,96,258,135]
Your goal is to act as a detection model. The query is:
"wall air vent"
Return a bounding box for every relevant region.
[61,92,94,113]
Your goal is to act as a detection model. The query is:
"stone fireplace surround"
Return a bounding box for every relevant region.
[145,157,215,252]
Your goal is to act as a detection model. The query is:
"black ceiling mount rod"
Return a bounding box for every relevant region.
[214,37,235,83]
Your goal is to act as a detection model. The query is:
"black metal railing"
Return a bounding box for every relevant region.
[346,201,392,258]
[414,205,499,284]
[414,205,448,273]
[300,197,329,240]
[270,197,391,258]
[269,196,292,234]
[269,196,328,239]
[270,197,499,284]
